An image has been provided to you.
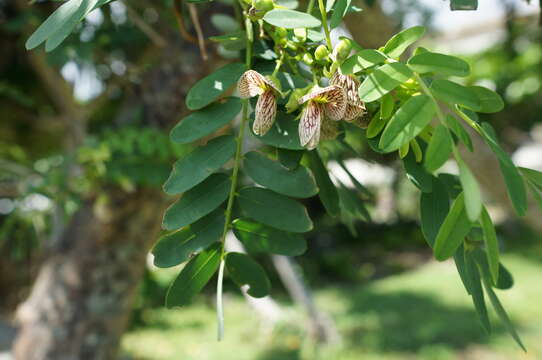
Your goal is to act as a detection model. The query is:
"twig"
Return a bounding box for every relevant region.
[187,3,209,60]
[173,0,199,44]
[123,1,167,48]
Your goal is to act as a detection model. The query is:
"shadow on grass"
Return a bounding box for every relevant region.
[256,290,505,360]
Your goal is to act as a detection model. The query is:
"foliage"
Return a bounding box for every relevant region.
[25,0,542,349]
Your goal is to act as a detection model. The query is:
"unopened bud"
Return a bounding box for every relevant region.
[293,28,307,42]
[285,88,306,113]
[275,27,287,39]
[333,39,352,61]
[302,53,314,66]
[253,0,274,12]
[314,45,330,61]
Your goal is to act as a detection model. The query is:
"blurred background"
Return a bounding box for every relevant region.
[1,0,542,359]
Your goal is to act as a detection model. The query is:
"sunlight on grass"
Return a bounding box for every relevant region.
[123,254,542,360]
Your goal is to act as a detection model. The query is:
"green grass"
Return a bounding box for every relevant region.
[122,254,542,360]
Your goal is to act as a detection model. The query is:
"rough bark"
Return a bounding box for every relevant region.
[13,190,166,360]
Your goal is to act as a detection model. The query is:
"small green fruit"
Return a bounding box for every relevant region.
[293,28,307,42]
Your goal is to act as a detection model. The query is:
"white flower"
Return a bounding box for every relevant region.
[238,70,279,136]
[329,72,366,122]
[298,85,346,150]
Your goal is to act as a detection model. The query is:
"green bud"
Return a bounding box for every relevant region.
[275,27,288,39]
[333,39,352,61]
[314,45,330,61]
[302,53,314,66]
[286,41,298,51]
[285,88,306,113]
[293,28,307,42]
[253,0,274,11]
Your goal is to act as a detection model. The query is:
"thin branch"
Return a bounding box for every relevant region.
[173,0,199,44]
[187,3,209,60]
[123,1,167,48]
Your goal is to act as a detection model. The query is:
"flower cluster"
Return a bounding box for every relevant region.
[237,70,365,150]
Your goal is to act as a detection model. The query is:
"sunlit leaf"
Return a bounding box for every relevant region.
[425,124,453,173]
[263,9,321,28]
[382,26,425,58]
[408,52,470,77]
[358,63,413,102]
[379,94,436,152]
[434,193,473,261]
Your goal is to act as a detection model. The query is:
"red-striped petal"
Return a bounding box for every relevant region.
[299,102,322,150]
[343,103,366,122]
[253,91,277,136]
[238,70,267,98]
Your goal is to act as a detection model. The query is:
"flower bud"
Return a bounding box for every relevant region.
[293,28,307,42]
[314,45,330,61]
[333,38,352,61]
[286,40,298,51]
[253,0,274,11]
[302,53,314,66]
[285,88,307,113]
[275,27,288,39]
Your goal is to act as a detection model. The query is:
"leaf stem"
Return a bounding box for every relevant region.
[307,0,315,14]
[318,0,333,51]
[216,10,253,341]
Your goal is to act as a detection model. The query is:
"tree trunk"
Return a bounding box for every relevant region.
[13,190,166,360]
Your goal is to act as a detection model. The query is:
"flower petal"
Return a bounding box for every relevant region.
[238,70,267,98]
[299,102,322,150]
[253,91,277,136]
[330,72,361,106]
[298,85,345,105]
[343,103,366,122]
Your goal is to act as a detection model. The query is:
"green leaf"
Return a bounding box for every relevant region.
[210,31,247,51]
[382,26,426,58]
[495,263,514,290]
[519,167,542,192]
[465,251,491,333]
[430,79,481,111]
[164,135,236,195]
[480,207,499,284]
[482,276,526,351]
[307,151,340,217]
[358,63,413,102]
[434,193,474,261]
[341,50,388,74]
[244,151,318,198]
[420,177,450,247]
[454,245,472,294]
[380,93,395,119]
[152,209,225,268]
[163,174,231,231]
[451,0,478,10]
[456,154,482,221]
[480,123,527,216]
[379,94,436,152]
[256,113,303,150]
[233,219,306,256]
[170,98,241,144]
[237,187,313,233]
[165,244,221,307]
[26,0,99,51]
[226,252,271,298]
[186,63,246,110]
[425,124,453,173]
[366,111,387,139]
[470,86,504,113]
[445,115,473,151]
[408,52,470,77]
[403,150,433,193]
[330,0,352,29]
[277,149,303,170]
[263,9,321,28]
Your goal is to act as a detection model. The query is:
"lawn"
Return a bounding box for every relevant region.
[122,254,542,360]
